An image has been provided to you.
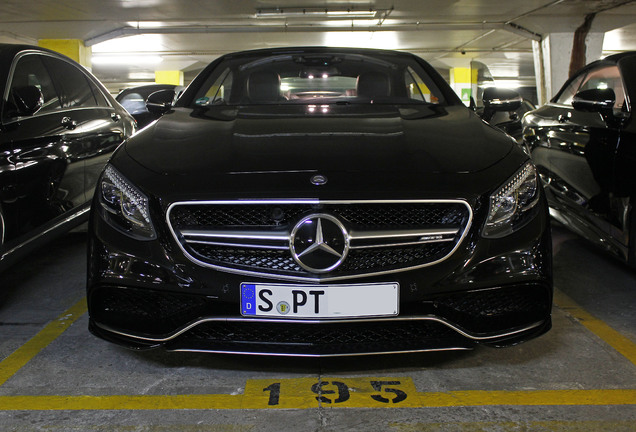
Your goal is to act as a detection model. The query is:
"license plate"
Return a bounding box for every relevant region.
[240,282,399,318]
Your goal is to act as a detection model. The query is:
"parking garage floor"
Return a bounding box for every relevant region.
[1,224,635,431]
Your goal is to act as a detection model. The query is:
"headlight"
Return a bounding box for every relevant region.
[98,165,156,239]
[482,162,540,238]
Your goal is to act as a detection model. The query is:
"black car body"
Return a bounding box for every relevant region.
[115,84,177,129]
[523,52,636,267]
[0,44,135,271]
[88,47,552,357]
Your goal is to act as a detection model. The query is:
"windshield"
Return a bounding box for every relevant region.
[190,52,447,107]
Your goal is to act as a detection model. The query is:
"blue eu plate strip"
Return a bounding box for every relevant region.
[241,284,256,315]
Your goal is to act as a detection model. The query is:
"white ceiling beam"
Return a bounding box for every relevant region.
[85,22,543,47]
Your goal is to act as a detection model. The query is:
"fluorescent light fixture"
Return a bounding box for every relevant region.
[92,55,163,66]
[482,80,522,89]
[126,21,165,28]
[324,31,399,50]
[129,72,156,80]
[256,7,378,18]
[92,34,164,53]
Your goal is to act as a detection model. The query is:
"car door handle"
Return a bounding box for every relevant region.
[111,113,121,122]
[61,116,77,130]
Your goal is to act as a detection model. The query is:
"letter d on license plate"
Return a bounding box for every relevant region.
[240,282,398,318]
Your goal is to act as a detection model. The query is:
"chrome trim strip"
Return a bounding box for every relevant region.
[187,240,289,250]
[166,199,473,282]
[0,209,5,248]
[95,315,545,345]
[3,206,90,258]
[349,228,459,240]
[182,228,458,251]
[181,229,290,241]
[349,238,453,249]
[170,346,472,357]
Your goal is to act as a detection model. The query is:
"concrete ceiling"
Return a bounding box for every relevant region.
[1,0,636,93]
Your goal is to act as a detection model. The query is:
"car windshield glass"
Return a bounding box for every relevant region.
[191,52,446,107]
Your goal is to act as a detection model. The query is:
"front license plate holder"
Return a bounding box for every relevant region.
[240,282,399,318]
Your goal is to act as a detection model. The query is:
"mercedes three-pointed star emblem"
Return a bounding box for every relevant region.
[290,214,349,273]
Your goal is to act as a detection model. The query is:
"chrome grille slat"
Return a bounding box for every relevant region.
[166,200,473,282]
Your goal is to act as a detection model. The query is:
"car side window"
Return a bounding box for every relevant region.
[578,65,627,111]
[88,80,111,108]
[42,56,98,108]
[5,54,62,117]
[404,67,439,104]
[554,74,585,106]
[195,68,233,106]
[118,92,147,115]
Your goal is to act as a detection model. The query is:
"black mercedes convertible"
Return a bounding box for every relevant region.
[87,47,552,356]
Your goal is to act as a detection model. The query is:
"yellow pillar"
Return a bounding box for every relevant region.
[38,39,91,69]
[155,71,184,86]
[450,67,478,106]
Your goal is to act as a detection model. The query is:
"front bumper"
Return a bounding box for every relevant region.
[88,283,551,356]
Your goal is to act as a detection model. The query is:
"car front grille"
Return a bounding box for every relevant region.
[167,200,472,281]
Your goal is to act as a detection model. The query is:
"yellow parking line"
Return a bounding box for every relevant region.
[390,420,636,432]
[553,289,636,367]
[419,389,636,407]
[2,292,636,411]
[0,298,87,387]
[0,387,635,410]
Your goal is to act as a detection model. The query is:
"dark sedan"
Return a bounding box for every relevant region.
[87,47,552,357]
[0,44,136,271]
[523,52,636,268]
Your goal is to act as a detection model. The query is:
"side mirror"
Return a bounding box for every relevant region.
[10,85,44,116]
[481,88,522,122]
[146,89,176,116]
[572,88,615,121]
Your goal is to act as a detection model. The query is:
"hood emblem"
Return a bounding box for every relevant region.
[310,174,328,186]
[290,214,349,273]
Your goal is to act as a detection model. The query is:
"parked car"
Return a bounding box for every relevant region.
[523,51,636,267]
[0,44,136,271]
[87,47,552,356]
[116,84,177,128]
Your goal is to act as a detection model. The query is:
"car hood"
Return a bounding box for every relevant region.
[125,104,513,177]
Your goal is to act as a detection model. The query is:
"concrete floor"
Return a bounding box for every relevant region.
[1,224,635,431]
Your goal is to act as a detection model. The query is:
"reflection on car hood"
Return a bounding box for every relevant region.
[125,104,513,176]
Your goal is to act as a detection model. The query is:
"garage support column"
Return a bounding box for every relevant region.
[532,32,604,105]
[450,67,477,106]
[38,39,92,70]
[155,71,184,86]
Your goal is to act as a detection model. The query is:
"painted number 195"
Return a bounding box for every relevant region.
[262,380,408,406]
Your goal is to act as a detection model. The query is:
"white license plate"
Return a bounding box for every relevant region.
[240,282,399,318]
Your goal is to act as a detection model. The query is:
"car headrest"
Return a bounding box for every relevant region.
[248,71,281,103]
[356,72,391,99]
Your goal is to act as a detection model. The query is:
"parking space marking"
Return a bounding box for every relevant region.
[0,298,87,387]
[389,420,636,431]
[0,385,636,410]
[243,377,420,408]
[1,293,636,411]
[553,289,636,366]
